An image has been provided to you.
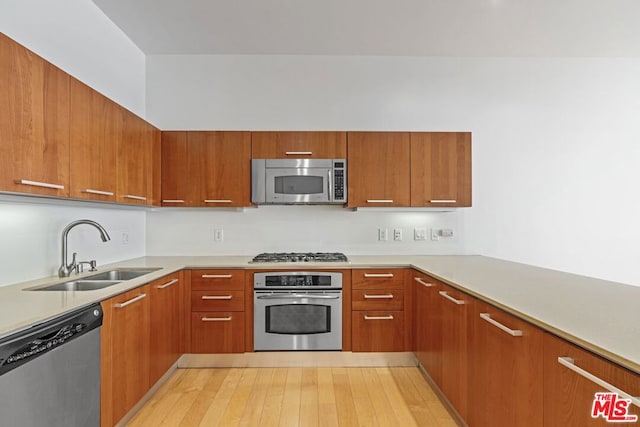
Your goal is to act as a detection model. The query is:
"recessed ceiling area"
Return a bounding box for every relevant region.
[92,0,640,57]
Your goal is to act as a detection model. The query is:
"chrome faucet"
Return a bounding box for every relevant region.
[58,220,111,277]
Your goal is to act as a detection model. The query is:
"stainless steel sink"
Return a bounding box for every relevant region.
[27,267,161,291]
[32,280,123,292]
[83,268,161,281]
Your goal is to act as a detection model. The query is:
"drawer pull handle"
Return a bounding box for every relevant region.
[557,357,640,407]
[157,279,179,289]
[114,293,147,308]
[364,294,394,299]
[204,199,232,203]
[201,274,233,279]
[363,273,394,278]
[429,199,457,203]
[124,194,147,201]
[16,179,64,190]
[162,199,185,203]
[285,151,313,155]
[202,295,232,300]
[479,313,522,337]
[83,188,114,196]
[438,291,465,305]
[201,316,232,322]
[366,199,394,203]
[414,277,433,287]
[364,315,394,320]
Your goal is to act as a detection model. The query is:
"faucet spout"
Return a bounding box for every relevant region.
[58,220,111,277]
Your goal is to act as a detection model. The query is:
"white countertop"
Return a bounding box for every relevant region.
[1,255,638,374]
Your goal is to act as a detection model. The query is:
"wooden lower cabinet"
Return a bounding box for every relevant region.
[351,310,405,351]
[543,333,640,426]
[469,301,544,427]
[101,285,150,427]
[149,272,184,386]
[413,273,443,386]
[191,312,245,353]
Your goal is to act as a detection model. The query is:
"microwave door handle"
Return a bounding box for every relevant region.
[328,169,332,202]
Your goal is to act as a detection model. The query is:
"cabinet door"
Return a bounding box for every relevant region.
[0,34,70,197]
[101,285,150,426]
[149,273,184,386]
[544,333,640,426]
[191,312,245,353]
[438,283,470,421]
[161,131,194,206]
[410,132,471,207]
[347,132,410,207]
[189,131,251,207]
[352,311,405,352]
[251,131,347,158]
[469,301,543,427]
[69,78,120,202]
[413,273,443,386]
[117,110,158,205]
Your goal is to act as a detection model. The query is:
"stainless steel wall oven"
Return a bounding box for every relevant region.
[253,271,342,351]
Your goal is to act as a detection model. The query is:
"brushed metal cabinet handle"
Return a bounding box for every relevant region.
[557,357,640,407]
[429,199,457,203]
[16,179,64,190]
[201,295,233,300]
[479,313,523,337]
[157,279,179,289]
[83,189,114,196]
[124,194,147,201]
[363,273,394,278]
[201,316,232,322]
[363,294,394,299]
[364,315,394,320]
[285,151,312,155]
[414,277,433,287]
[162,199,185,203]
[204,199,232,203]
[201,274,233,279]
[366,199,394,203]
[114,293,147,308]
[438,291,465,305]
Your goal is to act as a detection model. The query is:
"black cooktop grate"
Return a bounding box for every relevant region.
[250,252,349,263]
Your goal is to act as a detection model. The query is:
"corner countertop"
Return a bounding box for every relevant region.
[1,255,638,374]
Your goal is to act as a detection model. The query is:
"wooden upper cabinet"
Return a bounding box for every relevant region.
[116,109,159,205]
[251,131,346,159]
[0,33,70,197]
[161,131,193,206]
[69,78,120,202]
[347,132,410,207]
[190,131,252,207]
[410,132,471,207]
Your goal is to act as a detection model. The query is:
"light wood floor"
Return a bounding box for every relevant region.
[127,367,457,426]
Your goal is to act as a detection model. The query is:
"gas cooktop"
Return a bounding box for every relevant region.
[250,252,349,263]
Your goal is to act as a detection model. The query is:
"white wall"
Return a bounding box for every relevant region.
[0,0,149,286]
[0,196,145,286]
[146,206,463,256]
[147,55,640,286]
[0,0,146,117]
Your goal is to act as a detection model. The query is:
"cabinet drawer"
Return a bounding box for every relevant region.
[191,290,245,312]
[351,311,405,352]
[190,269,245,290]
[191,312,245,353]
[352,290,404,311]
[352,269,405,290]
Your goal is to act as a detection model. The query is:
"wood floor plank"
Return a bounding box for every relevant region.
[279,368,302,427]
[197,368,243,426]
[316,368,340,427]
[238,368,274,427]
[375,367,419,427]
[258,367,288,427]
[346,367,379,427]
[331,368,359,426]
[176,369,230,426]
[299,368,319,427]
[129,367,456,427]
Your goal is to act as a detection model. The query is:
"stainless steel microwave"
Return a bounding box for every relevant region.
[251,159,347,204]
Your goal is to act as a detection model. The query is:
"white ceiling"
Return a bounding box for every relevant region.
[92,0,640,56]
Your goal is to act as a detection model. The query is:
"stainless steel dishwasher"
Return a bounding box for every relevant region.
[0,303,103,427]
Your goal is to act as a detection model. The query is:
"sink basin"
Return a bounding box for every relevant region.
[83,268,161,281]
[32,280,123,292]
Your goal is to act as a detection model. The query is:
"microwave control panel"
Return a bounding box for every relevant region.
[333,161,346,202]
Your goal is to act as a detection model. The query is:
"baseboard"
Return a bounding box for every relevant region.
[178,351,418,368]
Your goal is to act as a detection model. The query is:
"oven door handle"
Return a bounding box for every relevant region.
[256,293,340,300]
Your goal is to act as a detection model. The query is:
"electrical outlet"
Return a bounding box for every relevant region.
[431,229,440,241]
[414,228,427,241]
[441,229,454,238]
[393,228,402,241]
[121,232,129,245]
[214,229,224,242]
[378,228,388,241]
